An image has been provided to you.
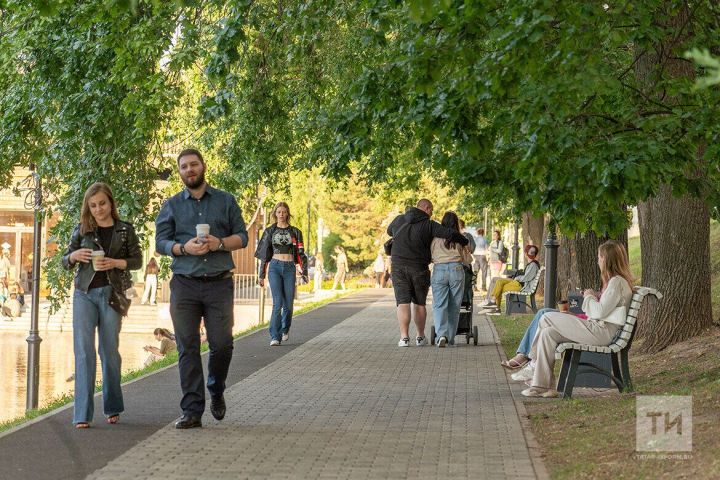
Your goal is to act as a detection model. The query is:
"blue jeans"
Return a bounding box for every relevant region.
[517,307,557,356]
[268,259,296,341]
[431,263,465,344]
[72,286,123,424]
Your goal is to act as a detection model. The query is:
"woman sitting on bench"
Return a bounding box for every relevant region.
[481,245,540,312]
[521,240,634,398]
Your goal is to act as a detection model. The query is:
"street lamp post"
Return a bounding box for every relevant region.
[512,220,520,270]
[22,165,43,411]
[543,221,559,310]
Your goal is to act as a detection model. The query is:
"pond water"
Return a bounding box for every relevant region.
[0,330,154,423]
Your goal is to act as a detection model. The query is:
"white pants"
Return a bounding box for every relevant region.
[141,274,158,304]
[314,270,323,292]
[529,312,619,389]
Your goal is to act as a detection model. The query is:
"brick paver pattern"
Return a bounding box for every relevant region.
[88,295,538,479]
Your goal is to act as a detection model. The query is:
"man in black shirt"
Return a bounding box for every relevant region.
[387,199,469,347]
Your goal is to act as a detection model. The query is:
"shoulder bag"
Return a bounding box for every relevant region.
[384,222,410,256]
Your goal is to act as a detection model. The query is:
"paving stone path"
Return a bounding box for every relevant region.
[87,292,545,480]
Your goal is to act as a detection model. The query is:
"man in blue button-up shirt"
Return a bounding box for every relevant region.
[155,148,248,429]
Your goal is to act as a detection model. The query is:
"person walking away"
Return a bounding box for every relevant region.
[387,199,469,347]
[373,253,385,287]
[489,230,505,278]
[473,228,489,291]
[143,328,177,366]
[156,148,248,429]
[431,212,473,347]
[255,201,309,346]
[331,245,348,290]
[459,219,476,254]
[61,182,142,428]
[140,257,159,305]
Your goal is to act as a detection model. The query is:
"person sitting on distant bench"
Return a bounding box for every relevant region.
[143,328,177,366]
[481,245,540,311]
[1,281,22,320]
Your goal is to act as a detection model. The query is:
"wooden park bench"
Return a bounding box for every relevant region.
[503,267,544,314]
[554,286,663,399]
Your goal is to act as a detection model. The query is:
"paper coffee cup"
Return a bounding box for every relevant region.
[91,250,105,270]
[557,300,569,312]
[196,224,210,241]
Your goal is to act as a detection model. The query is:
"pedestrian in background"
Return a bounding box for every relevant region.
[373,253,385,287]
[140,257,159,305]
[255,201,309,346]
[473,228,489,291]
[313,252,325,293]
[331,245,348,290]
[489,230,505,278]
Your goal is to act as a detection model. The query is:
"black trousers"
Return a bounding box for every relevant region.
[169,275,234,416]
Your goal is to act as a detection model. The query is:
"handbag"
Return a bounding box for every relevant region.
[603,306,627,326]
[384,222,410,255]
[109,287,131,316]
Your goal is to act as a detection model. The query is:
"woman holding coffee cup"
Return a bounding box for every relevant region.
[254,202,308,346]
[519,240,634,398]
[61,182,142,428]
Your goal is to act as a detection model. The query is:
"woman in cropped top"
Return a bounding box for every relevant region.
[521,240,634,398]
[430,211,473,347]
[255,202,308,346]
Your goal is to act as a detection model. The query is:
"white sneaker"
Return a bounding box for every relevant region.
[437,336,447,348]
[480,300,495,307]
[416,336,428,346]
[511,364,535,382]
[282,333,289,342]
[398,337,410,347]
[521,387,559,398]
[270,339,280,346]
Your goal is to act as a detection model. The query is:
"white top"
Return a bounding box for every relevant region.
[431,238,465,264]
[582,276,633,325]
[373,255,385,273]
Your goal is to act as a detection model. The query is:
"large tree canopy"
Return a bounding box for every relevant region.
[1,1,718,349]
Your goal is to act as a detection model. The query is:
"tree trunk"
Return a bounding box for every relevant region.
[636,186,712,351]
[632,3,713,352]
[555,226,629,302]
[555,234,578,303]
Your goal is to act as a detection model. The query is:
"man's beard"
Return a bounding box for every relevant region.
[182,170,205,189]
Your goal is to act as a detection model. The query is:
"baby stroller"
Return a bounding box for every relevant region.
[431,265,479,345]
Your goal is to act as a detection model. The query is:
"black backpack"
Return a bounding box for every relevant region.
[498,244,509,263]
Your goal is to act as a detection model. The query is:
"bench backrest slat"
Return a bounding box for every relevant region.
[520,267,544,295]
[608,286,663,350]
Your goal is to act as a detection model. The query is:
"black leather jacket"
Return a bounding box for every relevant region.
[61,220,142,293]
[254,224,308,280]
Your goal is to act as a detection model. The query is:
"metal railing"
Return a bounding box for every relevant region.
[234,274,263,302]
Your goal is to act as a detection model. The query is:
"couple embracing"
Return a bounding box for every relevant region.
[387,199,471,347]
